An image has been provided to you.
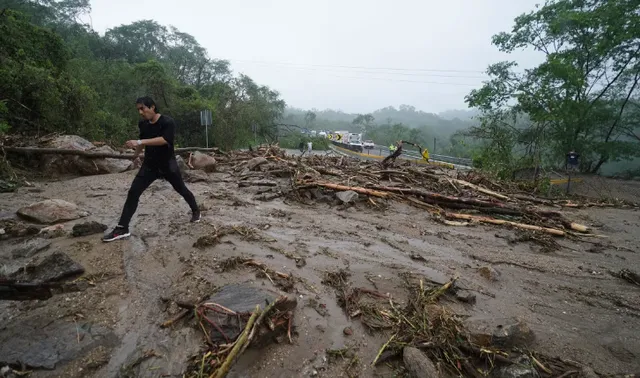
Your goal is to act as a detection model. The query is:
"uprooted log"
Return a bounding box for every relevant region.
[2,146,222,159]
[444,212,567,236]
[297,181,589,235]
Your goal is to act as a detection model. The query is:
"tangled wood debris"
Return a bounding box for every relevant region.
[217,257,295,292]
[322,268,592,377]
[174,295,296,378]
[213,144,606,238]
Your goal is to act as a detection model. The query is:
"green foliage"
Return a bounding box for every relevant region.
[0,2,285,148]
[467,0,640,174]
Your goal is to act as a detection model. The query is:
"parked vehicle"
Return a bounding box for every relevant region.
[363,140,375,149]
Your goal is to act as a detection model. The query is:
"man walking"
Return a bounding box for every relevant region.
[103,97,200,242]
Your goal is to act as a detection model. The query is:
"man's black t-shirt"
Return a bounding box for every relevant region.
[139,115,176,168]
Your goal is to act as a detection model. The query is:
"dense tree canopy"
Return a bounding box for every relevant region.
[466,0,640,175]
[0,0,285,149]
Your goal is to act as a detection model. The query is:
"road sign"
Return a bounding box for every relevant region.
[336,134,342,141]
[328,134,333,140]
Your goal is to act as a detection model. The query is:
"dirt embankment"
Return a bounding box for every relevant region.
[0,148,639,378]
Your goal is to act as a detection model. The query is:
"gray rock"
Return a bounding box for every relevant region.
[466,317,535,348]
[183,170,209,183]
[9,251,84,282]
[10,238,51,258]
[17,199,88,224]
[176,155,189,172]
[403,347,440,378]
[580,366,598,378]
[336,190,359,204]
[492,356,539,378]
[478,266,501,281]
[247,157,268,171]
[0,320,116,370]
[455,291,477,304]
[72,221,108,237]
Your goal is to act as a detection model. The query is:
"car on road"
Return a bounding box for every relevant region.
[363,140,375,149]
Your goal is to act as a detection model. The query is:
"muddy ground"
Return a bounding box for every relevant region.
[1,165,639,377]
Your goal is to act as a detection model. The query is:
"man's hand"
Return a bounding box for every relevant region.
[124,140,139,149]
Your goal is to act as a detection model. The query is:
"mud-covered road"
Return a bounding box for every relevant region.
[1,165,639,377]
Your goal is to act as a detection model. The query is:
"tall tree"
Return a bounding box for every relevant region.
[466,0,640,173]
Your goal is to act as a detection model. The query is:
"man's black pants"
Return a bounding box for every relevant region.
[118,159,198,228]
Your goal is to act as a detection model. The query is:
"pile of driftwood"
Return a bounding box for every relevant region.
[214,146,596,238]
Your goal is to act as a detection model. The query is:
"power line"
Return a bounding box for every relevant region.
[222,58,488,75]
[234,64,481,87]
[232,60,488,79]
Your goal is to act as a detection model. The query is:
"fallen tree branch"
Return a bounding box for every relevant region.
[449,178,510,201]
[445,212,566,236]
[211,305,260,378]
[313,182,390,198]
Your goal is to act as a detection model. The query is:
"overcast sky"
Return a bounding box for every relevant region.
[88,0,543,114]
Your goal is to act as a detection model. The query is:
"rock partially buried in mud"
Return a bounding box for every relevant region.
[10,238,51,258]
[492,355,540,378]
[40,135,131,175]
[0,321,116,370]
[247,156,268,171]
[403,347,440,378]
[336,190,359,204]
[465,317,535,348]
[72,221,108,237]
[204,283,297,347]
[9,251,84,282]
[478,266,501,281]
[0,219,40,239]
[17,199,88,224]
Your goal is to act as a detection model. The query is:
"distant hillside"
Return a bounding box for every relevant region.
[438,109,480,121]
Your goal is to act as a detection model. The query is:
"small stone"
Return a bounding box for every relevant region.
[493,355,540,378]
[343,327,353,336]
[310,370,318,376]
[455,291,476,304]
[335,190,359,204]
[72,221,108,237]
[403,347,440,378]
[465,317,535,348]
[478,266,500,281]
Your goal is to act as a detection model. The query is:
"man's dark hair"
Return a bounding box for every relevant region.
[136,96,159,113]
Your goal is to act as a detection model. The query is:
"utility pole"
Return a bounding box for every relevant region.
[200,109,212,148]
[433,137,437,153]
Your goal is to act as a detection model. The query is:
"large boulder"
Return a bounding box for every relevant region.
[17,199,88,224]
[189,151,216,172]
[41,135,131,175]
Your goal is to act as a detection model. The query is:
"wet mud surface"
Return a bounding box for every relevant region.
[1,167,639,377]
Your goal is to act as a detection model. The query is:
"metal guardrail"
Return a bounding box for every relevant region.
[372,145,473,167]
